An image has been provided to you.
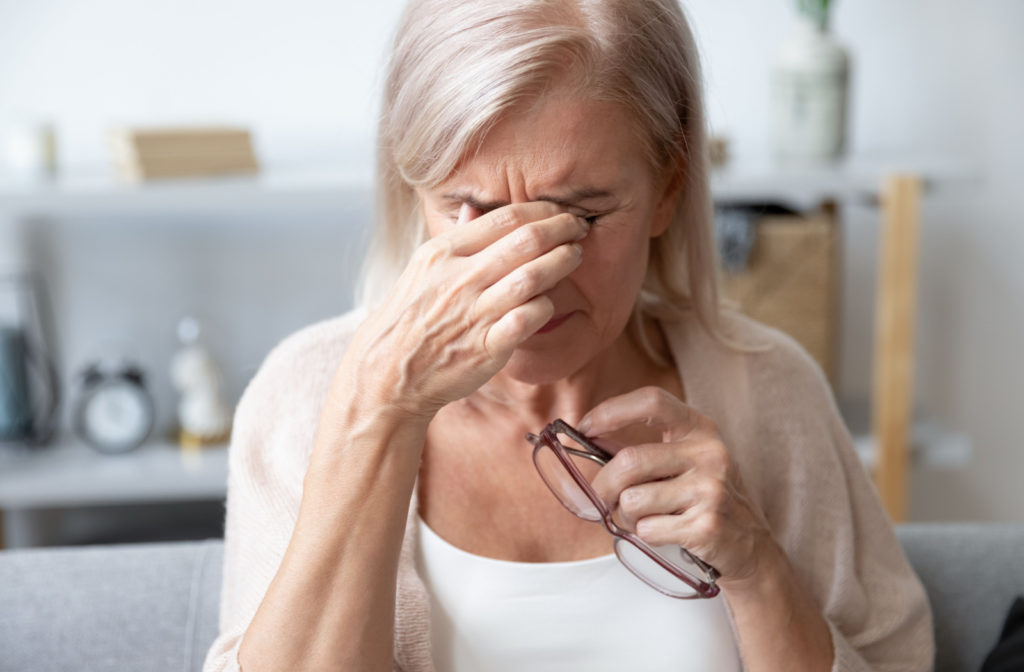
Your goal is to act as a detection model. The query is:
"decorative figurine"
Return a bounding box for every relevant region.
[169,317,232,450]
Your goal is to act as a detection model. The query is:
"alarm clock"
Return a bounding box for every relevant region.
[72,360,155,454]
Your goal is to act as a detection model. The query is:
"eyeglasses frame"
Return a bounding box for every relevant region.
[525,418,720,599]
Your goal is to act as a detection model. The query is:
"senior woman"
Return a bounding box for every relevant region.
[205,1,933,670]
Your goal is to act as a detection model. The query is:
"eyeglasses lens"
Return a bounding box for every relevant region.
[614,539,706,598]
[532,442,603,522]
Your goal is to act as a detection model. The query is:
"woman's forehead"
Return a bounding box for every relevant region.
[438,94,649,199]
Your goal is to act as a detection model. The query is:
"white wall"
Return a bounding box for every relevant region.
[1,0,1021,521]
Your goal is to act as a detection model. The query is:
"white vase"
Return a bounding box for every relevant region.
[770,15,850,164]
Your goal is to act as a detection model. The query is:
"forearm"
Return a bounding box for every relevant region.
[722,541,834,672]
[238,397,428,672]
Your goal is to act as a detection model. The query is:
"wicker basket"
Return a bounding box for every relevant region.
[719,209,839,386]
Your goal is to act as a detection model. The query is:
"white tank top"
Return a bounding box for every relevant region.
[414,512,742,671]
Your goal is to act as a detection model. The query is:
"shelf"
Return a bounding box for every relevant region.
[0,166,374,217]
[0,439,227,508]
[840,398,972,471]
[710,155,979,208]
[0,156,977,219]
[852,422,973,471]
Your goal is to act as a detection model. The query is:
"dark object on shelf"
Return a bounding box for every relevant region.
[714,206,758,272]
[72,359,155,454]
[981,596,1024,672]
[0,272,60,446]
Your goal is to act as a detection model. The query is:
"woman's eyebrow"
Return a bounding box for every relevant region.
[441,188,614,211]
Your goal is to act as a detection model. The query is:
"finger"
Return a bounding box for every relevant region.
[615,474,697,532]
[483,294,555,359]
[470,211,589,286]
[589,440,699,509]
[634,512,693,548]
[473,240,582,321]
[578,386,713,441]
[635,504,723,556]
[443,201,569,256]
[457,202,480,226]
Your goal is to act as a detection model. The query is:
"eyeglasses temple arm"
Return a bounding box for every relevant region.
[551,419,615,462]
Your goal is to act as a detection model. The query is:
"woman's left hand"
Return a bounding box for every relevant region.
[579,386,779,590]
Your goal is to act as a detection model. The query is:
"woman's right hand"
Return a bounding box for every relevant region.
[335,201,589,424]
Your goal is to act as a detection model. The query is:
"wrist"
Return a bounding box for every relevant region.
[721,539,834,672]
[335,350,441,426]
[307,400,430,491]
[719,538,790,601]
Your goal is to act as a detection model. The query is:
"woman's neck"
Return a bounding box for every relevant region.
[459,315,676,432]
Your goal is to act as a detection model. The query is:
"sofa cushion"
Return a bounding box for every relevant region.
[897,524,1024,672]
[2,526,1024,672]
[0,538,222,672]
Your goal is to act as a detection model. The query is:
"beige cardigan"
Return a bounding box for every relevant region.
[203,307,934,672]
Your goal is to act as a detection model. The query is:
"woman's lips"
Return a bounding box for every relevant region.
[537,311,575,334]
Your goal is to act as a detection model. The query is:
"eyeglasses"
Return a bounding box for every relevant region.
[525,418,720,599]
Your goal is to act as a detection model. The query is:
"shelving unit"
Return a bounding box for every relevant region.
[0,439,227,548]
[0,157,975,547]
[723,161,976,520]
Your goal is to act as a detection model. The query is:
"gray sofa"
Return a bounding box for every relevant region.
[1,524,1022,672]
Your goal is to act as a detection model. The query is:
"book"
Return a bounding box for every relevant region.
[109,126,260,181]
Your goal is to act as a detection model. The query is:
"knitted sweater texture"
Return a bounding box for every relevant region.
[204,307,934,671]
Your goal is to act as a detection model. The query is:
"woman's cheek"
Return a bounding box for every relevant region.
[586,228,650,308]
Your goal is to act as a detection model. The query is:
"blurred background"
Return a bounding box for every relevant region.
[0,0,1020,549]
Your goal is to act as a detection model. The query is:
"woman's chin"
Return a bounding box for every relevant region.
[499,343,589,385]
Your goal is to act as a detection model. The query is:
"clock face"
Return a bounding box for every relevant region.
[78,379,154,452]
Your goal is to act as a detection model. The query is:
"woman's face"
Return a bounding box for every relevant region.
[417,92,681,384]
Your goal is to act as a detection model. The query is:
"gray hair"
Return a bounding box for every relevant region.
[359,0,724,364]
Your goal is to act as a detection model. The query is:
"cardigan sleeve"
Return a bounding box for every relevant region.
[201,334,311,672]
[739,328,935,672]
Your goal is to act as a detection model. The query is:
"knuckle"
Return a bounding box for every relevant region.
[694,513,719,539]
[703,440,730,472]
[510,225,545,255]
[413,238,451,265]
[616,446,647,475]
[556,212,579,230]
[491,208,523,232]
[620,487,643,510]
[640,386,667,411]
[700,477,726,507]
[702,415,722,436]
[510,267,542,296]
[505,309,529,335]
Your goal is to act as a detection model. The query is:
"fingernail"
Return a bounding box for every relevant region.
[572,242,583,257]
[577,416,592,434]
[457,203,473,226]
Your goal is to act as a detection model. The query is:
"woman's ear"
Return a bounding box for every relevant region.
[649,159,686,239]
